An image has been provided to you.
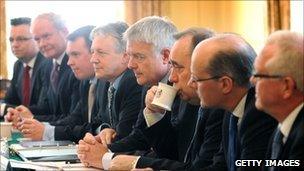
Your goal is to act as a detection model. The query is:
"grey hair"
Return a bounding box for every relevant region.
[90,22,129,53]
[206,33,256,88]
[35,12,67,31]
[173,27,215,54]
[123,16,177,55]
[265,30,303,92]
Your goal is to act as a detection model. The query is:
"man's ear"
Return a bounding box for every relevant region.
[220,76,234,95]
[282,77,296,99]
[161,48,170,64]
[121,52,129,64]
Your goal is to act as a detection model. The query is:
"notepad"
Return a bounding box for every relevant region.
[10,144,78,162]
[20,140,74,148]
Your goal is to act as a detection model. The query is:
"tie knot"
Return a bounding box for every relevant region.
[274,129,284,143]
[89,83,96,93]
[25,65,31,71]
[108,84,115,94]
[53,62,60,71]
[230,114,239,124]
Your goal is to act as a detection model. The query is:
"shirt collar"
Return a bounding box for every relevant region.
[53,52,65,65]
[232,93,248,119]
[279,103,304,142]
[23,55,37,68]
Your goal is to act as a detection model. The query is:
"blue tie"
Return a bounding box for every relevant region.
[183,107,203,162]
[228,114,238,171]
[271,128,284,159]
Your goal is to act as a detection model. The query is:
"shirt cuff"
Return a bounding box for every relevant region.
[95,123,111,134]
[42,123,55,141]
[143,108,166,127]
[132,156,141,169]
[0,103,6,116]
[102,152,115,170]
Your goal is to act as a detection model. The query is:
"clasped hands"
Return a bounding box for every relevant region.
[5,105,44,140]
[77,133,108,169]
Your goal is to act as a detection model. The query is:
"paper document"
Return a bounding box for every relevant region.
[10,144,77,161]
[9,160,101,170]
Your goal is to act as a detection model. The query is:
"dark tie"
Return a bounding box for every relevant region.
[87,83,96,123]
[228,114,238,171]
[271,128,284,159]
[50,62,60,92]
[107,84,115,127]
[22,65,31,106]
[183,107,203,162]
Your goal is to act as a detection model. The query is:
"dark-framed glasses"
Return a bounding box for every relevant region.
[190,75,222,83]
[252,74,283,81]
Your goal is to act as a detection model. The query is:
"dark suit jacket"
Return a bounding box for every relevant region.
[108,80,184,154]
[29,54,80,122]
[203,87,278,171]
[264,107,304,171]
[136,102,225,170]
[54,69,142,143]
[50,79,91,126]
[3,53,47,113]
[107,85,153,152]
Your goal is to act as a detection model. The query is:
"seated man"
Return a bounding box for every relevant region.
[108,28,226,170]
[1,17,46,119]
[252,30,303,171]
[14,25,96,141]
[77,16,178,169]
[15,22,143,143]
[191,33,277,171]
[5,13,80,124]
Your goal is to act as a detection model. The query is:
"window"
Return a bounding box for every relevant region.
[6,1,124,79]
[290,0,303,33]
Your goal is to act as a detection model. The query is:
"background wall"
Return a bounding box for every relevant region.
[163,0,267,53]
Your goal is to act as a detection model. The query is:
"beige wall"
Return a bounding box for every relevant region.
[164,0,267,53]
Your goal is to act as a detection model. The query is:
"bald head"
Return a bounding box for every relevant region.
[192,33,256,88]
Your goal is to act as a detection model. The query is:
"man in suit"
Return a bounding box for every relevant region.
[190,33,277,171]
[5,13,80,136]
[50,22,142,143]
[108,28,226,170]
[10,25,96,141]
[87,22,142,143]
[77,16,177,169]
[0,17,46,119]
[251,30,303,171]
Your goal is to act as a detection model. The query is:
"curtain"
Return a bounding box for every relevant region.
[124,0,166,25]
[267,0,290,34]
[0,0,7,79]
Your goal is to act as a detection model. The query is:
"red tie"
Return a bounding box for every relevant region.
[22,65,31,106]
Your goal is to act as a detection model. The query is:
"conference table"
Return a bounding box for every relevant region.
[1,131,101,171]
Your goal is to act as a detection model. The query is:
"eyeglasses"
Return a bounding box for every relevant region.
[190,75,222,83]
[9,37,33,43]
[252,74,283,81]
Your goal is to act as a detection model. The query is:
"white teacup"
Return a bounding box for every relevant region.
[151,83,178,111]
[0,122,12,139]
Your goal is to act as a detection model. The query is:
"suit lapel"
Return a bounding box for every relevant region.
[281,107,304,157]
[29,53,43,102]
[17,63,24,101]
